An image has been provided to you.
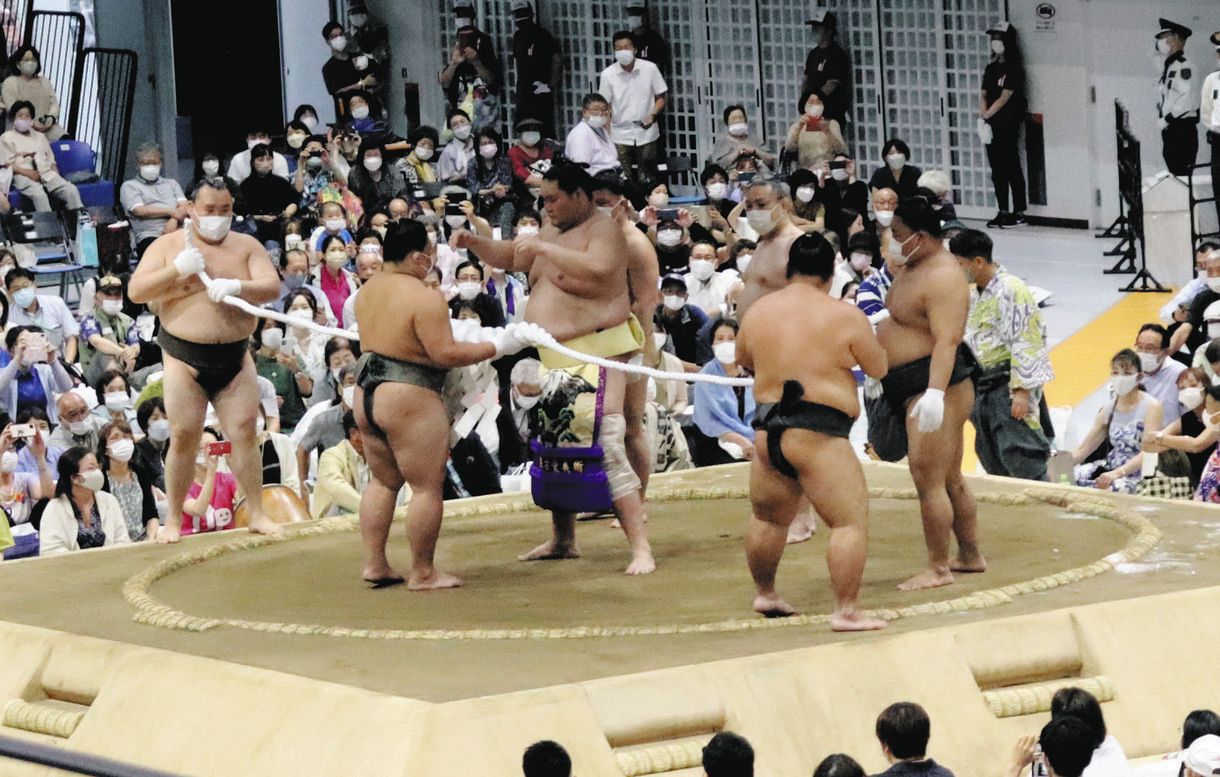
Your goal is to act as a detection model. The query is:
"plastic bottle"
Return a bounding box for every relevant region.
[76,209,98,268]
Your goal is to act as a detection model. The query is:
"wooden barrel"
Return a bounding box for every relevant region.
[233,485,310,528]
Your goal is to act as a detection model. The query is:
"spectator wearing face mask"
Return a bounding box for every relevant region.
[227,127,290,185]
[869,187,899,257]
[0,326,73,425]
[398,126,440,185]
[711,105,775,176]
[322,20,377,97]
[312,409,380,519]
[98,419,161,542]
[449,260,507,328]
[307,200,356,252]
[683,241,739,318]
[1193,386,1220,502]
[787,168,826,233]
[296,364,357,500]
[191,149,244,208]
[801,12,851,125]
[1071,349,1163,493]
[785,89,847,171]
[565,93,620,176]
[1143,368,1216,490]
[91,369,138,431]
[439,2,502,130]
[134,396,168,488]
[307,335,358,407]
[467,127,517,233]
[281,120,310,173]
[655,274,712,371]
[869,138,922,200]
[508,116,554,190]
[353,232,384,280]
[819,152,870,235]
[348,139,403,218]
[120,141,189,257]
[39,446,131,555]
[917,170,957,222]
[484,254,527,325]
[0,421,53,531]
[438,109,477,183]
[1,100,82,212]
[276,248,332,322]
[181,428,239,535]
[5,269,78,363]
[1,46,65,140]
[1133,323,1186,426]
[78,275,140,382]
[312,233,360,322]
[280,289,330,383]
[241,144,300,246]
[692,319,755,464]
[496,357,542,474]
[51,390,106,454]
[254,322,310,432]
[294,135,347,220]
[599,30,668,186]
[511,2,561,138]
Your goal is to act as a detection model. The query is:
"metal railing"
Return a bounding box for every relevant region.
[2,0,31,58]
[25,10,85,129]
[0,733,186,777]
[68,47,138,186]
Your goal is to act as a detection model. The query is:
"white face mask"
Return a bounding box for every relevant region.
[736,253,753,274]
[514,390,541,410]
[1138,351,1162,373]
[795,185,816,203]
[108,439,135,463]
[831,167,849,182]
[615,49,635,66]
[1207,277,1220,294]
[363,156,382,172]
[330,35,348,52]
[1155,38,1171,56]
[713,341,736,364]
[596,205,614,218]
[706,182,728,200]
[262,328,283,350]
[517,225,539,236]
[1110,373,1139,397]
[139,164,161,181]
[656,229,682,247]
[850,252,872,272]
[68,419,92,437]
[101,299,124,316]
[0,450,18,473]
[301,115,319,131]
[990,39,1005,55]
[445,214,467,228]
[886,153,907,170]
[325,251,348,269]
[452,124,473,141]
[201,159,220,177]
[689,259,715,281]
[194,215,232,242]
[805,104,824,119]
[342,385,356,407]
[12,118,32,134]
[888,233,917,266]
[288,308,313,325]
[78,468,105,492]
[104,391,130,412]
[479,143,498,160]
[325,218,346,233]
[148,419,170,443]
[662,294,685,312]
[728,122,748,137]
[457,280,482,300]
[1180,386,1205,411]
[351,106,370,121]
[195,453,208,467]
[746,207,775,236]
[414,145,434,161]
[586,115,607,129]
[649,192,670,208]
[521,131,541,146]
[874,209,895,227]
[18,61,37,76]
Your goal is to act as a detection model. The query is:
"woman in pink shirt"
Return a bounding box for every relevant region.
[182,427,239,535]
[315,234,358,321]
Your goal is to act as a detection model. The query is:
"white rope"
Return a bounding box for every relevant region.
[197,272,755,388]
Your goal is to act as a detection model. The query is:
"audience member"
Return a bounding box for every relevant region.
[522,740,571,777]
[92,369,138,430]
[510,3,562,138]
[438,109,477,183]
[241,144,301,245]
[134,396,168,488]
[868,138,922,200]
[692,319,755,464]
[121,142,188,256]
[1133,710,1220,776]
[0,422,53,529]
[294,135,347,220]
[227,126,290,184]
[449,260,507,327]
[1001,718,1095,777]
[6,268,79,361]
[1135,323,1187,426]
[466,127,516,232]
[253,404,301,497]
[655,274,712,370]
[313,235,360,322]
[295,364,356,495]
[801,12,851,124]
[496,357,541,473]
[814,754,866,777]
[1183,735,1220,777]
[98,419,160,542]
[79,275,140,384]
[50,390,104,452]
[311,409,377,519]
[181,427,238,536]
[702,732,753,777]
[684,241,740,318]
[1071,349,1163,493]
[0,100,81,212]
[565,93,620,176]
[1142,368,1215,489]
[347,139,402,217]
[785,88,847,170]
[873,702,955,777]
[2,46,65,139]
[254,323,310,432]
[599,30,668,185]
[507,116,553,189]
[321,20,376,97]
[439,2,501,130]
[13,407,58,475]
[39,446,131,555]
[711,104,775,175]
[399,126,440,185]
[1050,687,1130,777]
[626,1,670,73]
[0,326,73,423]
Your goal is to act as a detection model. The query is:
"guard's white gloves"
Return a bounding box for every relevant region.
[491,322,534,357]
[207,278,242,303]
[909,388,945,433]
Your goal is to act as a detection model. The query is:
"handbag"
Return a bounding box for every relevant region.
[530,367,614,514]
[1137,474,1193,500]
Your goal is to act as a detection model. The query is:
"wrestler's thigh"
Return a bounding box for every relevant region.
[749,431,803,526]
[600,366,627,416]
[378,385,451,489]
[211,355,261,436]
[160,356,208,440]
[785,432,868,529]
[622,377,647,428]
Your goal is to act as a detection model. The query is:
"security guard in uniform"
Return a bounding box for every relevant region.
[1156,18,1200,176]
[800,11,852,127]
[1201,32,1220,228]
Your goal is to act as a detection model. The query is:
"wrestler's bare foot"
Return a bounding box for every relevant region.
[155,525,181,544]
[246,514,284,537]
[407,570,464,591]
[362,562,405,588]
[897,567,955,591]
[518,541,580,561]
[753,592,798,618]
[829,609,888,632]
[786,510,816,544]
[625,551,656,575]
[950,551,988,573]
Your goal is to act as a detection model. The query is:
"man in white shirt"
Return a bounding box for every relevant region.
[597,31,667,184]
[1160,243,1217,325]
[682,241,739,318]
[5,267,79,362]
[226,127,290,184]
[564,93,621,176]
[120,142,188,257]
[1136,323,1187,427]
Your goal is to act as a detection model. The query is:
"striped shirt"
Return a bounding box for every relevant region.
[855,265,894,320]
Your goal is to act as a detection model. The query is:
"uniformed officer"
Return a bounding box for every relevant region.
[1156,18,1200,176]
[980,21,1028,228]
[626,1,670,77]
[800,11,852,127]
[1201,32,1220,228]
[510,0,562,139]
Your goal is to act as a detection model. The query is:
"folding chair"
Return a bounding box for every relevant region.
[3,211,85,305]
[51,139,115,208]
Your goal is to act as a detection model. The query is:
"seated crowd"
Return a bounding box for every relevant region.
[520,691,1220,777]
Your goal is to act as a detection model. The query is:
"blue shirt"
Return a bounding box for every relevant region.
[856,265,894,318]
[0,350,48,410]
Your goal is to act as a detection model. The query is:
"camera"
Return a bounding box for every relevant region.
[9,424,36,439]
[657,208,679,222]
[206,441,232,456]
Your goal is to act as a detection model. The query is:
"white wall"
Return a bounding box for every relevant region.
[279,0,335,124]
[366,0,446,137]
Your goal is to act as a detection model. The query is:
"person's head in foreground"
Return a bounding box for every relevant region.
[1039,717,1096,777]
[876,702,931,764]
[522,740,571,777]
[702,731,753,777]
